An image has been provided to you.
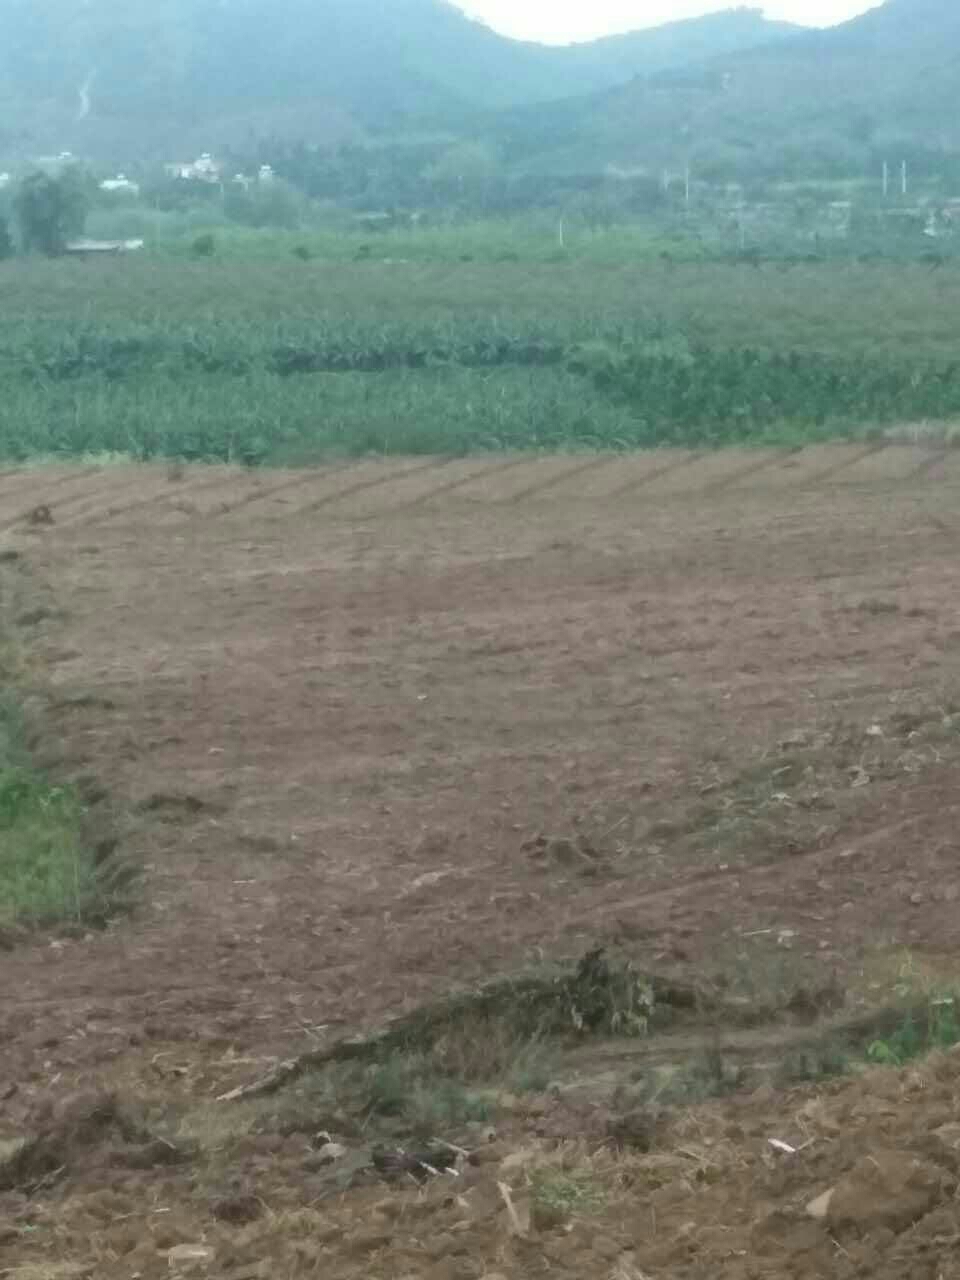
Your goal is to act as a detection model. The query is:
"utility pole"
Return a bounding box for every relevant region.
[882,160,889,198]
[901,160,908,197]
[684,164,691,209]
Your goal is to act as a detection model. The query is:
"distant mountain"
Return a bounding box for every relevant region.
[498,0,960,180]
[0,0,800,163]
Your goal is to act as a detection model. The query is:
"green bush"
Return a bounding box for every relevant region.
[14,169,88,256]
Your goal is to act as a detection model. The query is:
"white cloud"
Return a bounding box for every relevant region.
[458,1,880,44]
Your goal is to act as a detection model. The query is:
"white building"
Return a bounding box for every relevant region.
[233,164,276,190]
[65,238,145,255]
[165,153,222,182]
[100,174,140,196]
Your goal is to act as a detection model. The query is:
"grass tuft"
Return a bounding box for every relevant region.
[530,1167,606,1225]
[0,691,128,932]
[866,996,960,1066]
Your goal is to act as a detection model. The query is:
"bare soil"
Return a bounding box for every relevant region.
[3,446,960,1278]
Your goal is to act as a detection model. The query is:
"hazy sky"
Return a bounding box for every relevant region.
[458,2,880,43]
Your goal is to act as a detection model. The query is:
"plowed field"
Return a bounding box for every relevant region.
[3,445,960,1279]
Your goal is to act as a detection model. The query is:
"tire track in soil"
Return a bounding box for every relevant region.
[387,455,539,513]
[501,455,620,504]
[603,450,704,498]
[22,475,179,527]
[286,455,461,516]
[0,465,103,503]
[706,446,803,493]
[0,468,106,531]
[840,443,937,484]
[212,460,366,519]
[1,812,944,1039]
[64,468,252,528]
[902,448,951,484]
[797,440,888,486]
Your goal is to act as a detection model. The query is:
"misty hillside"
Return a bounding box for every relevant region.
[497,0,960,179]
[0,0,798,162]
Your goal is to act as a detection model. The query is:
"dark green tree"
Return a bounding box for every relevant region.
[0,213,13,259]
[14,170,89,256]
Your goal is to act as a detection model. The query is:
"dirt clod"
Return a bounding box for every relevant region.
[827,1150,949,1235]
[212,1194,263,1225]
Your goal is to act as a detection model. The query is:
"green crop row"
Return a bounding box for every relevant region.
[5,257,960,357]
[0,355,948,464]
[0,367,648,462]
[584,343,960,442]
[3,254,960,462]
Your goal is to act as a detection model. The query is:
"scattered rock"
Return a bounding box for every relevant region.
[806,1189,835,1220]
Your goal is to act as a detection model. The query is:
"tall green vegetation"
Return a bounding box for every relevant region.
[1,252,960,462]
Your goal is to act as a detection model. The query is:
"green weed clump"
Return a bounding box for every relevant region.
[0,696,119,930]
[530,1167,606,1223]
[867,997,960,1066]
[0,765,94,927]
